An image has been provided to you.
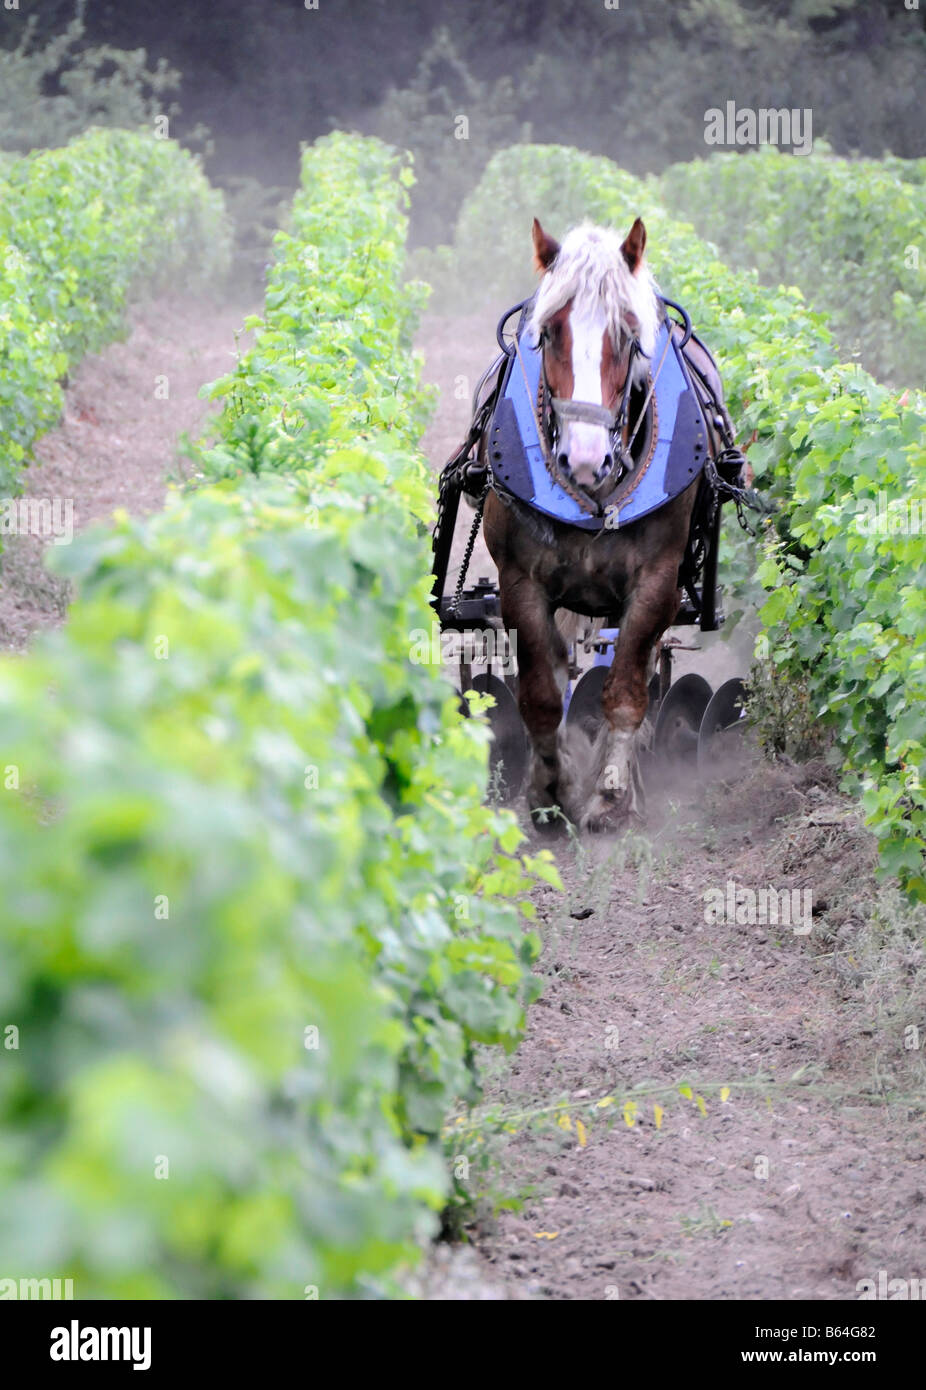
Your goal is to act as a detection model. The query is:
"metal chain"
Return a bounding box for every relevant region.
[682,350,766,539]
[431,398,493,577]
[449,481,490,617]
[704,448,766,537]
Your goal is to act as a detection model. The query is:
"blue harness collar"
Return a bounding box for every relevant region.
[488,315,710,532]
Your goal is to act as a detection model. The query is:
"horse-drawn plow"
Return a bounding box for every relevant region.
[431,227,759,817]
[432,562,750,806]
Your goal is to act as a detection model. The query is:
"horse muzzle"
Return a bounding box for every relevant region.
[557,449,614,493]
[551,397,624,492]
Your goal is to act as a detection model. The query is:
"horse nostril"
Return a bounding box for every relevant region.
[557,452,570,474]
[597,454,613,480]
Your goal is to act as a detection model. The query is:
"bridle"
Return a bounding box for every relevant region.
[537,322,646,506]
[500,292,681,519]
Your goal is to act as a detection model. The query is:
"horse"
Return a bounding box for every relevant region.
[481,217,728,833]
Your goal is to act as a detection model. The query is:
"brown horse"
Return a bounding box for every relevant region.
[482,217,724,832]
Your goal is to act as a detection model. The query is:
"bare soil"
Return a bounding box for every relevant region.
[417,309,926,1302]
[0,296,254,650]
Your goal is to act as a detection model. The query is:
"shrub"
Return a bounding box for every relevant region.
[0,133,547,1299]
[660,148,926,387]
[0,3,183,154]
[0,127,230,495]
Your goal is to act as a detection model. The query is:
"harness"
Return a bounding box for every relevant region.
[510,324,653,517]
[431,295,761,632]
[492,296,718,530]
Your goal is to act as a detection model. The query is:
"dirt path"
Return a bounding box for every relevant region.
[417,310,926,1302]
[0,296,254,650]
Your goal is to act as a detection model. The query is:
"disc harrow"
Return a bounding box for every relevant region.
[442,572,750,804]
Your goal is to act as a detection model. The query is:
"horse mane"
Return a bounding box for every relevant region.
[528,222,661,373]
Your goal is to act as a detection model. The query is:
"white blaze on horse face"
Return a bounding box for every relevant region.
[563,300,610,487]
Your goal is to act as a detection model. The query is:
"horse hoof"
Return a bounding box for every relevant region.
[583,789,643,834]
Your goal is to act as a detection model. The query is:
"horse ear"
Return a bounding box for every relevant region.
[621,217,647,274]
[532,218,560,272]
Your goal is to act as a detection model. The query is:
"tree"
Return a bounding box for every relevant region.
[0,2,184,154]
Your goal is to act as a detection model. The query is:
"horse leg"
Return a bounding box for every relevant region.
[584,571,678,832]
[499,570,571,828]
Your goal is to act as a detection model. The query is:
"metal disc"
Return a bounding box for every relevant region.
[652,673,713,765]
[565,666,607,738]
[564,667,660,734]
[470,672,528,801]
[698,677,748,776]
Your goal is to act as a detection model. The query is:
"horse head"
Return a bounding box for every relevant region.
[529,218,660,494]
